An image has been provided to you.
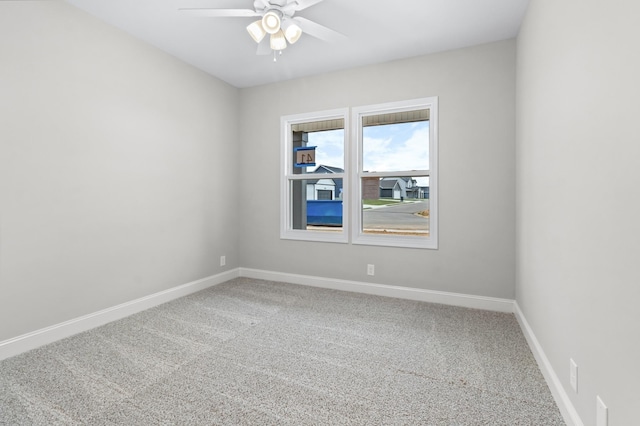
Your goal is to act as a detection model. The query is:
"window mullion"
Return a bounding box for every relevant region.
[360,170,430,178]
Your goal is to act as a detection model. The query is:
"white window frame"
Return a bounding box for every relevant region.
[280,108,349,243]
[350,97,438,249]
[280,98,438,249]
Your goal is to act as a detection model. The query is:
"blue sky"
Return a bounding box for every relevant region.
[307,121,429,185]
[307,128,344,170]
[362,121,429,172]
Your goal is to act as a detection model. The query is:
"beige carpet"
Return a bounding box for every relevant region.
[0,277,565,425]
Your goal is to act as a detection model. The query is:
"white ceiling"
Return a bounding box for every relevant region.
[64,0,530,88]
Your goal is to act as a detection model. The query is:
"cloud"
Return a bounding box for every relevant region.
[363,122,429,172]
[302,122,430,179]
[308,129,344,169]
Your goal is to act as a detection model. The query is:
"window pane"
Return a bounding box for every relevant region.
[290,178,343,231]
[291,120,344,173]
[361,177,429,237]
[362,120,429,172]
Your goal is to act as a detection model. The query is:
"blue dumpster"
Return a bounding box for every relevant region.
[307,200,343,226]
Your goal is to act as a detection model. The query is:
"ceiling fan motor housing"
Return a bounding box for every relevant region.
[255,0,290,11]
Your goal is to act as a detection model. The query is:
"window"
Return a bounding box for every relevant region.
[352,98,438,249]
[281,97,437,249]
[280,109,348,243]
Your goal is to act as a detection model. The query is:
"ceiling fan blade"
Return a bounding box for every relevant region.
[255,0,271,10]
[256,38,271,55]
[179,8,260,18]
[293,17,346,43]
[284,0,324,12]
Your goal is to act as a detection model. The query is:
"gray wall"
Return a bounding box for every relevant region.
[0,2,240,341]
[239,40,516,298]
[516,0,640,424]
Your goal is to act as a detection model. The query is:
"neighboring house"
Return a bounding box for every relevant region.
[380,177,424,199]
[306,178,336,200]
[314,165,344,174]
[306,165,344,200]
[403,178,421,199]
[380,178,402,199]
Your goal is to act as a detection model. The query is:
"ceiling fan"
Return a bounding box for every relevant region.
[180,0,345,58]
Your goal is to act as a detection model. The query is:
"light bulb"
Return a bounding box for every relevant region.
[262,11,281,34]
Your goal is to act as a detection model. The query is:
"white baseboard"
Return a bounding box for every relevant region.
[514,302,584,426]
[239,268,515,313]
[0,268,240,361]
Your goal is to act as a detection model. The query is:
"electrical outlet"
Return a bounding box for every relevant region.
[220,255,226,266]
[367,264,375,276]
[596,396,608,426]
[569,358,578,392]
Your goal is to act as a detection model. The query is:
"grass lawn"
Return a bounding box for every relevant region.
[362,199,402,206]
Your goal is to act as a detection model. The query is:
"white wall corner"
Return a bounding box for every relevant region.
[239,267,515,313]
[0,268,240,361]
[514,302,584,426]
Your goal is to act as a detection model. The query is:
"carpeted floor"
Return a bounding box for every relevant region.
[0,278,565,425]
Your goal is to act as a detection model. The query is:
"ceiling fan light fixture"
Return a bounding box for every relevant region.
[262,10,281,34]
[282,20,302,44]
[246,20,266,43]
[270,30,287,51]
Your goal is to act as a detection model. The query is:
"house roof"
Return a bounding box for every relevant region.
[306,178,336,185]
[314,165,344,174]
[380,180,400,189]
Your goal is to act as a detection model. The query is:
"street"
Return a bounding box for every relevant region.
[363,200,429,232]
